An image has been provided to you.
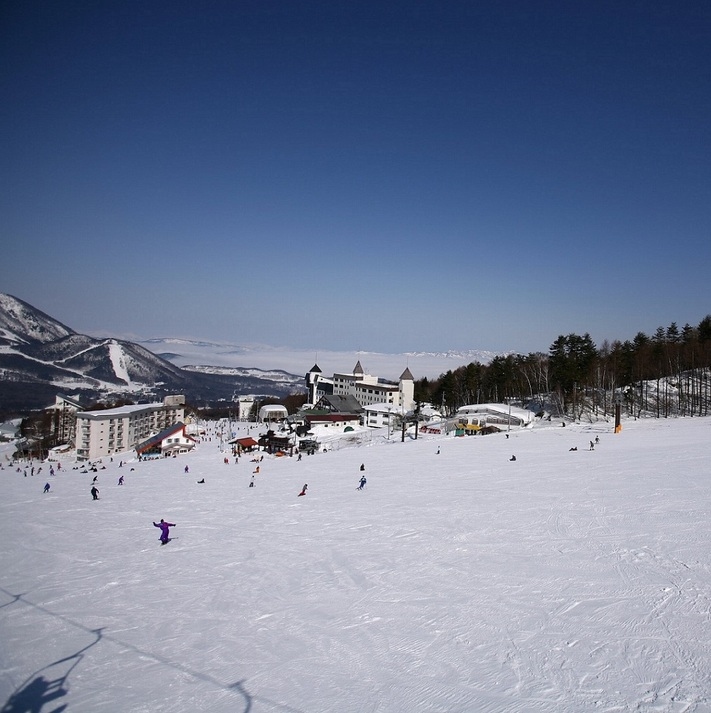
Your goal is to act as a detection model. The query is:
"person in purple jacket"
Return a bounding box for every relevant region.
[153,518,176,543]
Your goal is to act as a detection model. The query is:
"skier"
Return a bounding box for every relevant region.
[153,518,176,544]
[118,475,124,485]
[298,484,308,497]
[43,482,50,493]
[249,475,255,488]
[90,485,99,500]
[357,476,367,490]
[184,465,189,473]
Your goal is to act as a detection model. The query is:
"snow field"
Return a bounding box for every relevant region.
[2,417,711,712]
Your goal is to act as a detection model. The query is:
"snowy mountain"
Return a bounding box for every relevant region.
[0,293,74,346]
[0,292,503,415]
[0,294,303,414]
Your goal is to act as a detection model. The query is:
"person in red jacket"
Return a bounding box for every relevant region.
[153,518,176,543]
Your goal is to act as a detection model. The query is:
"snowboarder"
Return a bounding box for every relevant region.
[90,485,99,500]
[509,455,516,461]
[298,484,308,497]
[197,478,205,484]
[360,463,365,471]
[153,518,175,544]
[43,482,50,493]
[358,476,367,490]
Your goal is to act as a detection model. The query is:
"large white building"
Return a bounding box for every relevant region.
[306,361,415,413]
[75,397,186,461]
[454,403,535,429]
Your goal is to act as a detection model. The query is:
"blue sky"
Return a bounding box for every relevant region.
[2,1,710,355]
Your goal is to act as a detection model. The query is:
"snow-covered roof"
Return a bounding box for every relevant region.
[78,402,164,418]
[455,403,534,424]
[362,403,405,414]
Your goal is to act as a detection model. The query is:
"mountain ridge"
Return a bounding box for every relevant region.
[0,293,304,415]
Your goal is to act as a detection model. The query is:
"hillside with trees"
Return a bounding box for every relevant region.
[415,315,711,420]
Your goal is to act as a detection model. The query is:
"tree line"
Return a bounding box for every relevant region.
[414,315,711,420]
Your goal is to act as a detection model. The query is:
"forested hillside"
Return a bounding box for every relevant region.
[417,315,711,420]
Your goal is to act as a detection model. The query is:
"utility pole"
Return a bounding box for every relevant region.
[614,391,622,433]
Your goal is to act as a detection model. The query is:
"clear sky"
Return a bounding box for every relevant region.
[2,1,709,355]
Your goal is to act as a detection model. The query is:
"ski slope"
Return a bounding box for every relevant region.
[2,416,711,712]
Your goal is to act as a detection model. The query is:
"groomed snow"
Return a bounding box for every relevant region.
[2,416,711,712]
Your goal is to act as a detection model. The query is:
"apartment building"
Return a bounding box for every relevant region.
[75,396,185,461]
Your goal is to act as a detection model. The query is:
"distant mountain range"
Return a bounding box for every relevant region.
[0,293,503,415]
[0,293,304,414]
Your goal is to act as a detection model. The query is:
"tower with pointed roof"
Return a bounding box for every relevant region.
[305,363,322,405]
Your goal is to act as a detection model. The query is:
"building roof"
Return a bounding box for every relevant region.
[399,367,414,381]
[228,436,259,448]
[308,363,322,373]
[455,403,534,425]
[354,382,398,393]
[136,422,193,455]
[353,360,364,375]
[259,404,288,414]
[363,403,406,414]
[78,402,165,418]
[306,413,362,423]
[55,394,84,409]
[315,394,363,414]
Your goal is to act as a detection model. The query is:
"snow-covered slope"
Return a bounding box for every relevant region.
[0,293,74,346]
[2,416,711,711]
[0,295,305,411]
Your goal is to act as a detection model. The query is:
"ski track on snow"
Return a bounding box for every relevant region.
[2,417,711,711]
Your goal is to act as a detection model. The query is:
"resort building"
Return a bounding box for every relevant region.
[75,396,186,461]
[454,403,535,430]
[135,422,196,459]
[305,361,415,414]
